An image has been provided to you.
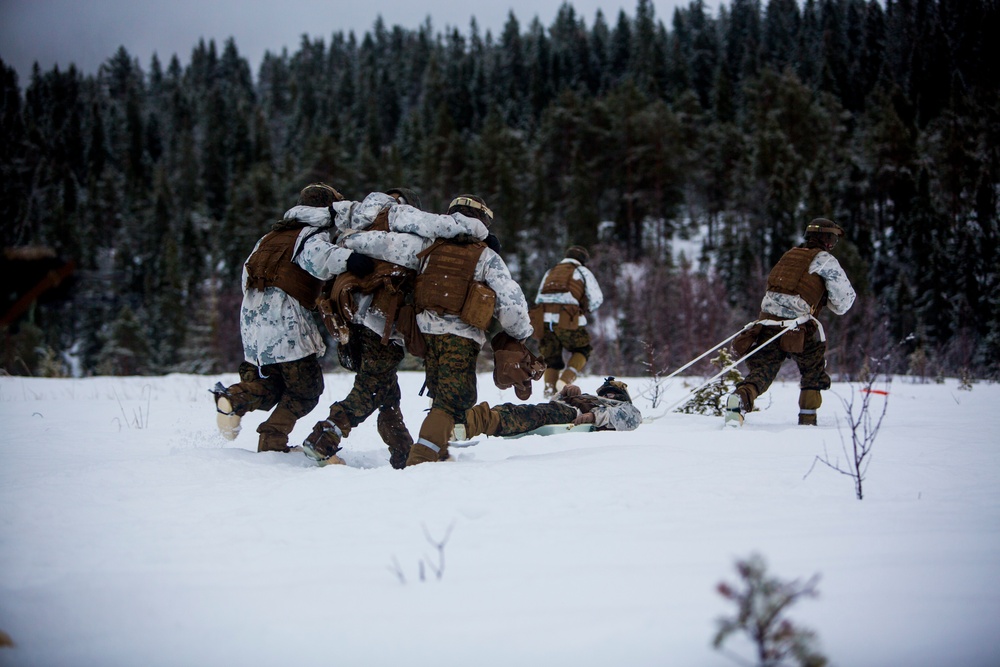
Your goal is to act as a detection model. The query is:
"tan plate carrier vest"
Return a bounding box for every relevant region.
[533,262,588,332]
[765,247,826,316]
[413,240,496,330]
[315,210,420,348]
[244,226,324,309]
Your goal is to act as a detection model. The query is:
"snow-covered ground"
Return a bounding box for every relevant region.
[1,371,998,667]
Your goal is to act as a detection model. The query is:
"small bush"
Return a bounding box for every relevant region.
[713,553,826,667]
[678,348,743,416]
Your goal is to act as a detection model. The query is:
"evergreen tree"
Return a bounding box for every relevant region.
[0,58,28,247]
[687,0,721,110]
[96,304,151,376]
[589,10,613,93]
[524,18,553,122]
[630,0,664,96]
[2,1,997,378]
[762,0,801,70]
[724,0,763,90]
[859,0,887,102]
[475,107,529,262]
[609,10,633,86]
[496,12,528,129]
[665,8,691,99]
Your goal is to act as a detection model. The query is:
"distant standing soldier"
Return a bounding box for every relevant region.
[210,183,354,453]
[726,218,856,427]
[533,245,604,396]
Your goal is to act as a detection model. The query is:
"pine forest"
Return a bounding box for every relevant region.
[1,0,998,381]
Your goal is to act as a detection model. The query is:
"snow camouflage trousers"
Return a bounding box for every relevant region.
[539,326,592,369]
[333,324,406,427]
[230,355,325,418]
[423,333,482,423]
[492,401,578,437]
[736,324,831,405]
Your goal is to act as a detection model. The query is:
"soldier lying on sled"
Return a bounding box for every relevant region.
[453,377,641,441]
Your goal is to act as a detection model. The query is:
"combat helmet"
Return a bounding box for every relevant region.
[565,245,590,265]
[804,218,844,251]
[596,377,631,403]
[448,194,493,226]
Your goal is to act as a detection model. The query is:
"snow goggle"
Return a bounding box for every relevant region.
[806,222,844,236]
[449,196,493,220]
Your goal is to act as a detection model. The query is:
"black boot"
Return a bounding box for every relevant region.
[378,405,413,470]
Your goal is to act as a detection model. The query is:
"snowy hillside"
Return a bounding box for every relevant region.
[1,372,998,666]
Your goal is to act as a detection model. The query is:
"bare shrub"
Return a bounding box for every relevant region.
[807,354,890,500]
[388,522,455,585]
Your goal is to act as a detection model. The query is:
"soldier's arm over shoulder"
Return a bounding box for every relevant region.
[811,252,856,315]
[388,207,488,240]
[339,230,428,270]
[296,230,352,280]
[481,249,533,340]
[353,193,395,229]
[284,205,331,227]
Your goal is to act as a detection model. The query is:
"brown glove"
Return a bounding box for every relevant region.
[491,332,545,399]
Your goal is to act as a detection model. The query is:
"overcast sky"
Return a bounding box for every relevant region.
[1,0,719,85]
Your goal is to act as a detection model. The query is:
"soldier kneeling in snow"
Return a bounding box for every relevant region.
[456,377,641,440]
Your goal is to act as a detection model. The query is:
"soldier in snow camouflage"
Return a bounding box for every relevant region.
[532,245,604,397]
[296,189,422,469]
[339,194,534,466]
[459,378,641,439]
[211,183,355,453]
[727,218,856,427]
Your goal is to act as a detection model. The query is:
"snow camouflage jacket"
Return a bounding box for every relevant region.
[555,393,642,431]
[535,259,604,327]
[286,193,516,345]
[759,250,856,320]
[239,208,352,367]
[287,194,409,344]
[338,202,533,347]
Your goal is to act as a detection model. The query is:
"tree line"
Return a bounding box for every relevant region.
[1,0,998,381]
